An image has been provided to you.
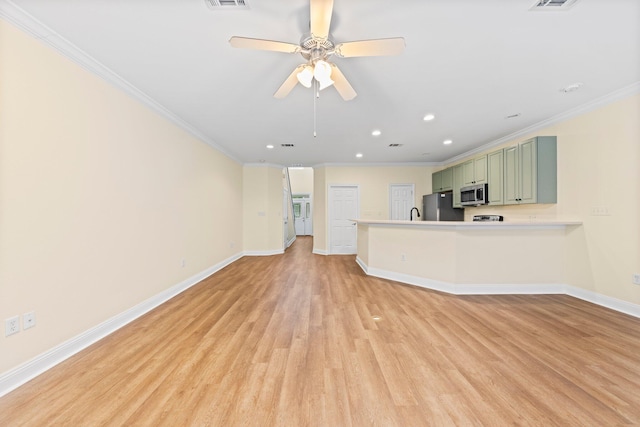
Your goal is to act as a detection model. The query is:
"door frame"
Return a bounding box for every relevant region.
[328,184,360,255]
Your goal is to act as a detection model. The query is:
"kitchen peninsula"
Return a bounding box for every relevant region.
[355,219,582,295]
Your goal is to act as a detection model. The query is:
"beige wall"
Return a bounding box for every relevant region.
[452,94,640,304]
[0,19,243,373]
[288,167,314,195]
[242,165,285,253]
[313,165,435,253]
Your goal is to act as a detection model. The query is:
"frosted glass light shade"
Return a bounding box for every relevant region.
[297,65,314,88]
[313,60,332,81]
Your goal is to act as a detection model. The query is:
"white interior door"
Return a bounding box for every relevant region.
[329,185,359,254]
[294,197,313,236]
[390,184,415,220]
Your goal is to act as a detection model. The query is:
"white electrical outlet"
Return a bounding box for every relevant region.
[633,273,640,285]
[401,253,406,262]
[23,311,36,329]
[181,259,186,268]
[5,316,20,336]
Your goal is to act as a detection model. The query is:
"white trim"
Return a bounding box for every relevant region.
[243,163,285,169]
[0,0,242,165]
[286,236,296,248]
[445,81,640,164]
[243,249,284,256]
[313,248,328,255]
[564,285,640,319]
[356,257,640,318]
[313,162,441,168]
[0,252,243,398]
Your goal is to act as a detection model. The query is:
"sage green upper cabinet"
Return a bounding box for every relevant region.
[487,149,503,205]
[432,167,453,193]
[452,164,464,208]
[504,136,557,205]
[462,155,487,186]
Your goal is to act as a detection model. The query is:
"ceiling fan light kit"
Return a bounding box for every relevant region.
[228,0,405,101]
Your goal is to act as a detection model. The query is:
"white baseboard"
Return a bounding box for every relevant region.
[356,257,640,318]
[563,285,640,319]
[313,248,328,255]
[243,249,284,256]
[0,252,243,398]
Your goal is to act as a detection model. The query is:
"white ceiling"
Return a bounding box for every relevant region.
[2,0,639,166]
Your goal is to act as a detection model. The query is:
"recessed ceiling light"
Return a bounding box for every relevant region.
[371,130,381,136]
[356,153,363,158]
[443,139,453,145]
[423,114,435,121]
[266,144,274,149]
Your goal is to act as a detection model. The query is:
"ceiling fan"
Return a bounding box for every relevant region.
[229,0,405,101]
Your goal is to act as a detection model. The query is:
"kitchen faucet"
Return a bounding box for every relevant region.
[410,207,420,221]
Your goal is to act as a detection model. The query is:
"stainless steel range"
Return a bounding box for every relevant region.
[472,215,504,222]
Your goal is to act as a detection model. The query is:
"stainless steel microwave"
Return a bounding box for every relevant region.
[460,183,488,206]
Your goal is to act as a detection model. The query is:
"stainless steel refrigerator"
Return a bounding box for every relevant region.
[422,193,464,221]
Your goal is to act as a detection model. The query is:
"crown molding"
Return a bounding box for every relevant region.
[445,81,640,165]
[243,162,285,169]
[313,161,441,168]
[0,0,243,165]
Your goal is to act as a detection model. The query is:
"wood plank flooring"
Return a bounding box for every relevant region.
[2,236,640,426]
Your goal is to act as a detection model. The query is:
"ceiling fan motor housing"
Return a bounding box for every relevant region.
[300,33,335,63]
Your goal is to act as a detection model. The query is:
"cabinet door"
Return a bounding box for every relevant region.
[432,170,442,193]
[503,145,519,204]
[519,138,538,204]
[487,150,503,205]
[474,155,487,184]
[462,160,475,186]
[440,167,453,191]
[452,164,464,208]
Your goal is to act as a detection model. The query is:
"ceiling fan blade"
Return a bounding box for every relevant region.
[335,37,405,58]
[330,64,357,101]
[310,0,334,40]
[274,65,304,99]
[229,36,300,53]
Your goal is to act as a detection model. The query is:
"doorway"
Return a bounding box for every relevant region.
[293,195,313,236]
[328,185,359,255]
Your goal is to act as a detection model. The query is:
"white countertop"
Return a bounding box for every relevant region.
[354,219,582,228]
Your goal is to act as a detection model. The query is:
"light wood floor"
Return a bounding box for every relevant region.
[2,236,640,426]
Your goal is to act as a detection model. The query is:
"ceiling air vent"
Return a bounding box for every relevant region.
[281,143,295,148]
[530,0,578,11]
[205,0,250,10]
[388,144,403,147]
